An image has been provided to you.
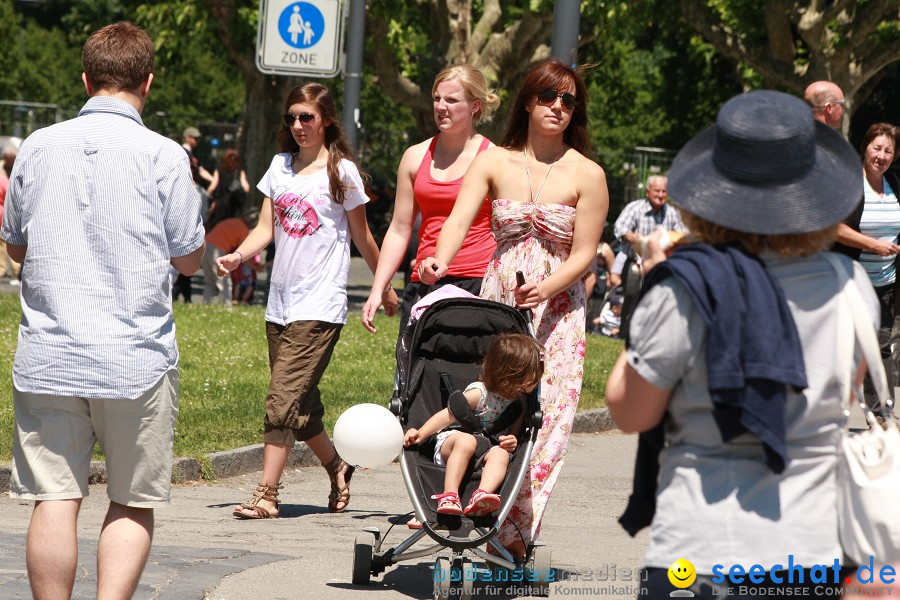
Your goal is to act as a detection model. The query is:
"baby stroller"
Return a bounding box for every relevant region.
[350,296,552,599]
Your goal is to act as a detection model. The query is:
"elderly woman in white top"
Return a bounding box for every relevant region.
[858,123,899,286]
[606,91,875,599]
[857,124,900,389]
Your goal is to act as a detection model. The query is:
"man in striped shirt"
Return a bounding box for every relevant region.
[614,175,686,260]
[613,175,686,335]
[0,22,205,599]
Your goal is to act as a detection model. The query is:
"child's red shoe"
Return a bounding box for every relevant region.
[463,489,501,517]
[431,492,463,515]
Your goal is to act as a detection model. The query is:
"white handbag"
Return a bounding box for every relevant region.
[824,252,900,566]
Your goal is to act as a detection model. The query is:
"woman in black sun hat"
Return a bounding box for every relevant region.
[607,90,873,599]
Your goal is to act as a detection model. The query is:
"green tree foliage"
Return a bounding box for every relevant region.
[679,0,900,122]
[578,1,744,218]
[1,0,244,138]
[2,0,895,184]
[0,0,83,107]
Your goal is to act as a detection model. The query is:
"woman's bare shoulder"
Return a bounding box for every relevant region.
[568,150,606,180]
[467,146,515,175]
[406,137,434,155]
[397,137,434,174]
[475,145,514,162]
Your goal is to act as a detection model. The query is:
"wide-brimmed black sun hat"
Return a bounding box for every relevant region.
[667,90,862,235]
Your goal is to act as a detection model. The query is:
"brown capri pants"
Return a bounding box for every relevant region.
[264,319,342,446]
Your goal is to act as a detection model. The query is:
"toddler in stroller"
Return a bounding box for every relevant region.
[350,295,554,598]
[403,333,543,517]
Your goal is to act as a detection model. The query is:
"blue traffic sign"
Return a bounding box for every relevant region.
[278,2,325,49]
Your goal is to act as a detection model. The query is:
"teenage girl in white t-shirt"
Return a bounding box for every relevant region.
[217,83,399,518]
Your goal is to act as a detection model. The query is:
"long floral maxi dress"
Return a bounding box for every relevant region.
[479,198,586,547]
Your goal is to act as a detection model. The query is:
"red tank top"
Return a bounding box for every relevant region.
[411,135,496,282]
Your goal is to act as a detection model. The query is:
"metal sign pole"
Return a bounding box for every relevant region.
[550,0,580,67]
[341,0,365,153]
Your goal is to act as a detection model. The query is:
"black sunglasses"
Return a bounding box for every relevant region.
[282,113,318,127]
[536,88,576,110]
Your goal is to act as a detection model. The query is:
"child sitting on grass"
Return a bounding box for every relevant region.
[404,333,544,516]
[593,294,623,338]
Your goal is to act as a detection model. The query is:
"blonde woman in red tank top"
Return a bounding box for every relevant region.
[362,64,500,333]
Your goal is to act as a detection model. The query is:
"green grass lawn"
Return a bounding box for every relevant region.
[0,294,622,463]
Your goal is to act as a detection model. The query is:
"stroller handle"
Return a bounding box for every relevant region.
[516,271,535,335]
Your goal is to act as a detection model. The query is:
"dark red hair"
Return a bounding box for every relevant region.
[221,148,241,170]
[499,61,592,158]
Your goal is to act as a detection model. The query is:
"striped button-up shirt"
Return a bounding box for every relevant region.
[0,97,204,399]
[614,198,687,259]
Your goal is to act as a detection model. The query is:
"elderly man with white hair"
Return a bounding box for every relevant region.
[613,175,687,335]
[614,175,685,259]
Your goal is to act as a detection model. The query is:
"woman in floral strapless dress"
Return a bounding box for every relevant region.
[420,60,609,557]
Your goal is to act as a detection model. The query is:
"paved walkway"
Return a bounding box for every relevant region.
[0,432,648,599]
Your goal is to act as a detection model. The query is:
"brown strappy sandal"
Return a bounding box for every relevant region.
[323,454,355,513]
[232,482,283,519]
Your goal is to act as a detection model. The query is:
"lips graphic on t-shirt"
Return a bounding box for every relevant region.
[273,192,320,238]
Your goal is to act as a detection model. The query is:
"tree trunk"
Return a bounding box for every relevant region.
[368,1,552,141]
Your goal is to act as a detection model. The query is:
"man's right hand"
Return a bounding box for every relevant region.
[639,230,670,274]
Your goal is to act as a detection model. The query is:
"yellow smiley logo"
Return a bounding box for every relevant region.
[668,558,697,588]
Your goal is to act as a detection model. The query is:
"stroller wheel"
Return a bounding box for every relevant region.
[460,558,476,599]
[527,545,553,597]
[432,557,475,600]
[433,557,451,600]
[351,534,374,585]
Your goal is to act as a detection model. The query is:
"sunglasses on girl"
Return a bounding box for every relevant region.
[282,113,319,126]
[536,88,576,110]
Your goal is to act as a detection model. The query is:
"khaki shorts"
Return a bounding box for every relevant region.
[264,320,342,446]
[11,370,179,508]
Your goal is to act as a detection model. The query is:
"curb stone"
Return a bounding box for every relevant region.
[0,408,616,490]
[571,407,617,433]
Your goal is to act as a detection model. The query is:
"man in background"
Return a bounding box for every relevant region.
[172,125,214,301]
[613,175,686,336]
[804,81,879,263]
[0,22,204,599]
[181,125,213,185]
[803,80,847,130]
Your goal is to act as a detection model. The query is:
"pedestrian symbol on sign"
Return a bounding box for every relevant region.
[278,2,325,49]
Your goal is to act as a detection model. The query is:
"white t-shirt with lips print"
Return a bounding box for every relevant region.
[257,153,369,325]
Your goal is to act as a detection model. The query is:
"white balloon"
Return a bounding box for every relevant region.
[333,403,404,469]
